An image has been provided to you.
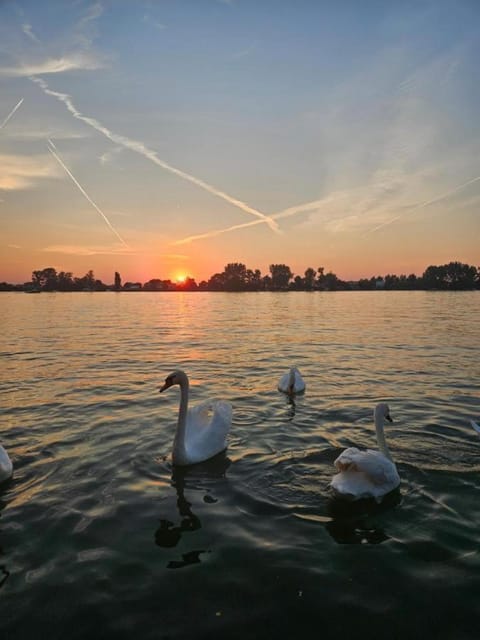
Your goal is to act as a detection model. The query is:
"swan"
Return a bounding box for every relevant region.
[329,403,400,502]
[0,445,13,484]
[471,420,480,435]
[278,366,305,394]
[159,370,232,466]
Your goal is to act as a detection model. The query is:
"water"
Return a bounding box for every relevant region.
[0,291,479,639]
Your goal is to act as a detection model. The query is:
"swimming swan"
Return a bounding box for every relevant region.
[329,403,400,502]
[278,367,306,394]
[159,370,232,466]
[0,445,13,484]
[471,420,480,435]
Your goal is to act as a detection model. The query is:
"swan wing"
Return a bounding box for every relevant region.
[330,470,379,499]
[278,368,306,393]
[278,372,291,393]
[334,447,399,487]
[185,400,232,463]
[293,369,306,393]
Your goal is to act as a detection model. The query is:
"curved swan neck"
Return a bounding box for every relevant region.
[374,412,392,460]
[173,373,189,464]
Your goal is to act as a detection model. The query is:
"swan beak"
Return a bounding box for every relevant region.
[159,381,171,393]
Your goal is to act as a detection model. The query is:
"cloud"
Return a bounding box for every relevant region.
[47,139,129,248]
[0,53,103,77]
[143,14,166,30]
[99,146,124,165]
[32,77,280,232]
[0,98,24,130]
[42,244,134,256]
[22,23,41,44]
[0,153,60,190]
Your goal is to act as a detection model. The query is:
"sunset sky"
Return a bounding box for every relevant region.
[1,0,479,285]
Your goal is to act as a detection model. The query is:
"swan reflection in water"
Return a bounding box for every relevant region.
[325,487,401,545]
[155,453,230,568]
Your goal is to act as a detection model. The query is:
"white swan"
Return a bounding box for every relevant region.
[159,370,232,466]
[278,366,306,394]
[0,445,13,484]
[471,420,480,435]
[329,403,400,502]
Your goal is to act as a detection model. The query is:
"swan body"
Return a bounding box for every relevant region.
[160,370,232,466]
[278,367,305,394]
[330,403,400,502]
[0,445,13,484]
[471,420,480,435]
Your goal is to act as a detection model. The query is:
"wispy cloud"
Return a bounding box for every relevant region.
[99,146,124,166]
[366,174,480,234]
[0,98,24,130]
[47,139,130,248]
[0,152,60,190]
[32,77,280,232]
[143,14,166,30]
[74,2,104,48]
[42,244,133,256]
[22,23,41,44]
[0,53,103,77]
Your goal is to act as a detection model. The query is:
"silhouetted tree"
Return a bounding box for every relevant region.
[269,264,293,290]
[304,267,316,291]
[223,263,248,291]
[114,271,122,291]
[32,267,58,291]
[57,271,74,291]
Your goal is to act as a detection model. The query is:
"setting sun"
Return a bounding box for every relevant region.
[175,274,187,284]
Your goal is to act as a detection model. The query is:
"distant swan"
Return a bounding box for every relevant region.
[0,445,13,484]
[159,370,232,466]
[278,367,306,394]
[329,403,400,502]
[471,420,480,435]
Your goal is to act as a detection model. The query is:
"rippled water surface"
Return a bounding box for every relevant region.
[1,291,479,639]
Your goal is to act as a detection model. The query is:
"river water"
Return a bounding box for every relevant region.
[0,291,479,639]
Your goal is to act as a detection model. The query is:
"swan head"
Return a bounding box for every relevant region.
[159,370,187,393]
[374,402,393,423]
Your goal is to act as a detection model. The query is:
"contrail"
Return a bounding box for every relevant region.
[173,197,329,245]
[47,139,129,247]
[0,98,24,130]
[32,77,279,232]
[367,175,480,234]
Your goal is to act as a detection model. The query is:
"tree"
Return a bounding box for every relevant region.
[421,262,477,290]
[304,267,316,291]
[57,271,74,291]
[223,263,248,291]
[32,267,58,291]
[269,264,293,290]
[114,271,122,291]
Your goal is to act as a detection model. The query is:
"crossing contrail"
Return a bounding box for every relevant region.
[32,76,279,232]
[0,98,24,130]
[47,139,129,248]
[173,196,329,245]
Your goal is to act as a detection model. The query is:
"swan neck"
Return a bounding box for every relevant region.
[375,414,392,460]
[173,376,189,463]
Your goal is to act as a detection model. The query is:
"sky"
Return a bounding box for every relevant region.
[0,0,479,285]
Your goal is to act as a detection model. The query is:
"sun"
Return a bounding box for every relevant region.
[175,273,187,284]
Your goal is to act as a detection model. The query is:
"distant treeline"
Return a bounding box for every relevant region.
[1,261,479,292]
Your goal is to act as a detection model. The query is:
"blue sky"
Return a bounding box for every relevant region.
[1,0,479,284]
